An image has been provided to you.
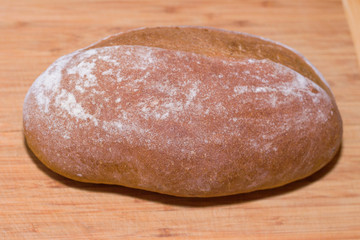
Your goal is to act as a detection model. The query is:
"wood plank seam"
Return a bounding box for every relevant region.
[343,0,360,70]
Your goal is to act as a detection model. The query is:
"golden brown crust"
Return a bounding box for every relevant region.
[88,26,332,97]
[23,26,342,197]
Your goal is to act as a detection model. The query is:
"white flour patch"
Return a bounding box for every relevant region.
[102,69,113,75]
[76,61,97,88]
[231,59,325,109]
[75,85,85,93]
[30,51,79,113]
[128,47,155,70]
[185,82,200,107]
[80,48,98,58]
[234,85,249,95]
[63,134,71,140]
[268,93,278,107]
[55,89,99,126]
[316,109,328,122]
[98,54,120,66]
[116,71,124,83]
[254,87,276,93]
[91,89,105,95]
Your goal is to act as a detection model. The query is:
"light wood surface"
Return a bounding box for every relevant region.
[343,0,360,68]
[1,0,360,239]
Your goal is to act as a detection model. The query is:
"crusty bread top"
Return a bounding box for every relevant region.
[88,26,332,97]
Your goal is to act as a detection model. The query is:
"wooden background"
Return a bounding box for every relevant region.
[1,0,360,239]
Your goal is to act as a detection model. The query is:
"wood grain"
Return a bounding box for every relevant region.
[1,0,360,239]
[343,0,360,68]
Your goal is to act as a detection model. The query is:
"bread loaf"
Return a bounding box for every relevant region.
[23,26,342,197]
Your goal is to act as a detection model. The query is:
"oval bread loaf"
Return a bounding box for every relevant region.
[23,26,342,197]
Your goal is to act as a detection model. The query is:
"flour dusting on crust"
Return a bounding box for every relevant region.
[23,44,339,196]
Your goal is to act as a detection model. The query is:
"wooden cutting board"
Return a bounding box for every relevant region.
[1,0,359,239]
